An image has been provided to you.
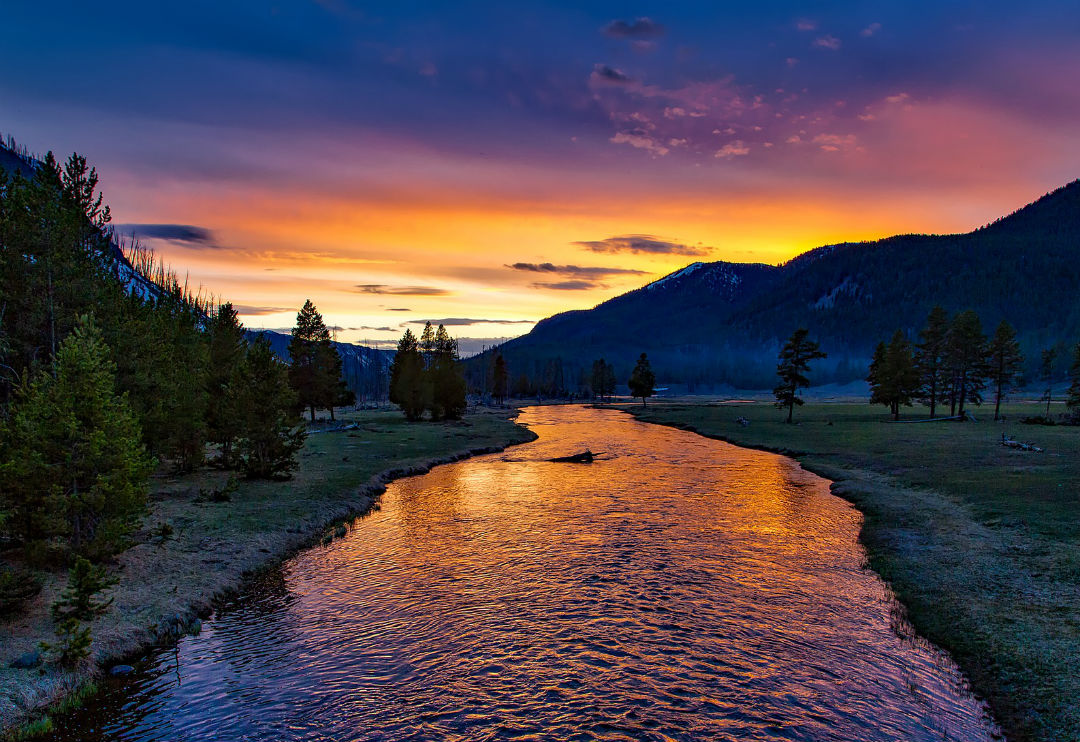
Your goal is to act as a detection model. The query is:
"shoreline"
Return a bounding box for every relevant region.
[2,407,537,739]
[619,399,1080,742]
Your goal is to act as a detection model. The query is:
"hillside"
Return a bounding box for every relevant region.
[473,180,1080,392]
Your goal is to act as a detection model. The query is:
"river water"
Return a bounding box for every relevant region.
[51,406,1000,741]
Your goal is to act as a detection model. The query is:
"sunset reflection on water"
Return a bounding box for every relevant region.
[50,405,1000,742]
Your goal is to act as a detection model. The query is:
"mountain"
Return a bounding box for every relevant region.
[472,179,1080,392]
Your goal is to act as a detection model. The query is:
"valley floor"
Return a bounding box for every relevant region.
[619,398,1080,742]
[0,407,536,738]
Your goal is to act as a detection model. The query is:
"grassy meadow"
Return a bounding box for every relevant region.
[1,407,535,737]
[620,398,1080,742]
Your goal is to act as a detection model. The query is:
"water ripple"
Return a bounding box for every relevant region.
[50,406,1000,741]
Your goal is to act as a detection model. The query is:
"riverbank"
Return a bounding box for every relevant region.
[0,406,536,738]
[619,399,1080,742]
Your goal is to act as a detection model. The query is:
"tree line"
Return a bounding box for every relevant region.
[866,306,1080,421]
[388,323,467,421]
[0,149,356,661]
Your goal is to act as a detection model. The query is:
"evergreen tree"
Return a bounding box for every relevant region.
[914,305,950,417]
[1040,347,1058,416]
[945,310,988,417]
[492,353,509,405]
[206,303,247,465]
[628,353,656,407]
[105,292,209,470]
[1066,343,1080,419]
[287,300,341,421]
[0,316,152,558]
[0,152,115,405]
[867,330,919,420]
[232,337,306,479]
[591,359,607,400]
[774,328,826,423]
[315,340,352,421]
[51,556,116,621]
[987,321,1023,421]
[428,324,467,420]
[604,362,617,400]
[389,329,425,421]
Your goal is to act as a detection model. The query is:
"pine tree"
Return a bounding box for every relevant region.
[987,321,1023,421]
[232,337,306,479]
[0,316,152,559]
[603,362,617,400]
[868,331,920,420]
[628,353,657,407]
[206,303,247,465]
[914,306,950,417]
[41,616,92,667]
[429,325,467,420]
[591,359,607,401]
[1066,343,1080,419]
[945,310,989,417]
[1040,347,1058,416]
[774,328,827,423]
[51,556,116,621]
[492,354,509,405]
[389,329,425,421]
[287,300,339,422]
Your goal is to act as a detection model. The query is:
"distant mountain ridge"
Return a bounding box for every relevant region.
[476,179,1080,391]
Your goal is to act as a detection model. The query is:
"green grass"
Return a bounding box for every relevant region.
[0,406,535,736]
[622,398,1080,742]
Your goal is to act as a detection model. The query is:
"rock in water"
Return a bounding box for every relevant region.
[110,664,135,676]
[549,450,595,463]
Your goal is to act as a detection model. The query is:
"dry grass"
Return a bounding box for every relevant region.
[622,398,1080,742]
[0,406,535,736]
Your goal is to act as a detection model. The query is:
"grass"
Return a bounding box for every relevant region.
[619,397,1080,742]
[0,406,534,737]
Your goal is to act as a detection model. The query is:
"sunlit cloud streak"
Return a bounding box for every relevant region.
[574,235,711,256]
[405,318,535,326]
[354,285,451,296]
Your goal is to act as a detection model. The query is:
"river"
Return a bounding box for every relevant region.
[50,405,1000,741]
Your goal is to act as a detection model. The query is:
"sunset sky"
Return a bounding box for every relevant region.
[3,2,1079,349]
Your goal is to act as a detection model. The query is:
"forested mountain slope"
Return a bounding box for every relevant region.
[476,180,1080,391]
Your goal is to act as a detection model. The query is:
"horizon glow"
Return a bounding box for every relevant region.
[2,1,1078,345]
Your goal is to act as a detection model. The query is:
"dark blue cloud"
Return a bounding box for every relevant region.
[117,223,216,246]
[603,17,665,39]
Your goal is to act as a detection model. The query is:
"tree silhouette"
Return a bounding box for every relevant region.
[287,300,342,421]
[628,353,656,407]
[867,330,919,420]
[389,329,425,421]
[987,321,1023,421]
[915,305,950,417]
[1066,343,1080,419]
[945,310,988,417]
[492,353,509,405]
[774,328,826,423]
[206,303,247,465]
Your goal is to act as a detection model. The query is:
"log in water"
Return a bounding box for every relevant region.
[49,406,1000,741]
